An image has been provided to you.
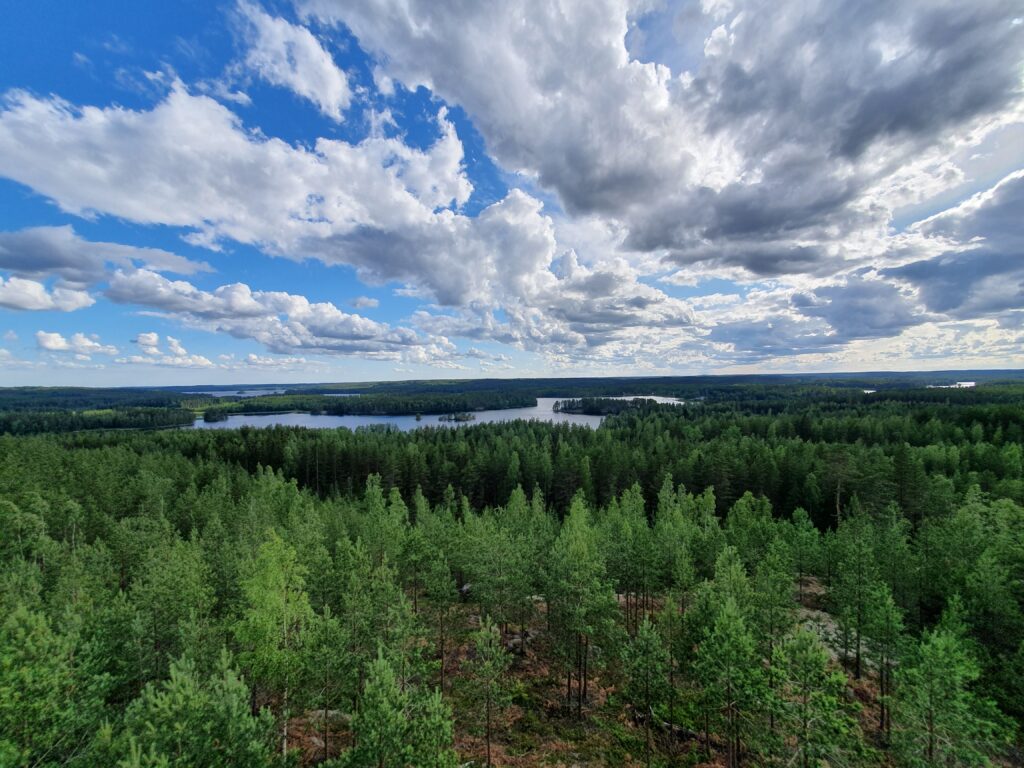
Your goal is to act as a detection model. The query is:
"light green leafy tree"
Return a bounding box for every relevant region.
[233,531,314,757]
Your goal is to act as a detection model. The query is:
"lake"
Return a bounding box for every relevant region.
[187,395,680,431]
[185,388,287,398]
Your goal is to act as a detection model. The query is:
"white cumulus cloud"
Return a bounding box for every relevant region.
[0,276,94,312]
[238,0,351,121]
[35,330,118,357]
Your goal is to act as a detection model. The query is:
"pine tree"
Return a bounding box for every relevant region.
[963,547,1023,656]
[864,582,904,740]
[346,651,409,768]
[726,492,776,570]
[401,525,430,613]
[461,618,513,767]
[753,538,795,736]
[696,597,763,768]
[359,476,406,567]
[343,650,457,768]
[130,538,214,682]
[624,617,670,768]
[118,651,275,767]
[774,629,861,768]
[304,609,352,760]
[407,688,459,768]
[422,553,458,691]
[656,593,686,731]
[547,493,620,716]
[832,511,879,678]
[0,604,105,766]
[784,507,820,600]
[622,483,658,629]
[894,612,1011,768]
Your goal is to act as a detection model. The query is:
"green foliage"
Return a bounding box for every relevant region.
[864,582,905,738]
[0,380,1022,768]
[894,617,1012,767]
[783,507,820,594]
[233,531,314,755]
[623,618,670,768]
[460,618,513,767]
[0,604,105,767]
[339,650,457,768]
[117,652,275,767]
[774,629,864,768]
[546,493,621,716]
[696,597,764,768]
[831,510,880,678]
[342,651,408,767]
[130,539,214,681]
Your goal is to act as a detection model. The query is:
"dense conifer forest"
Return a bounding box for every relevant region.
[2,379,1023,766]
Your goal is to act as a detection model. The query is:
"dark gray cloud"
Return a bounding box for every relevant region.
[833,3,1023,158]
[0,225,210,287]
[884,170,1024,319]
[886,250,1022,317]
[915,169,1024,250]
[792,274,923,341]
[707,315,838,359]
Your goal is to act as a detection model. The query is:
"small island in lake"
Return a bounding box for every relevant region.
[438,412,476,422]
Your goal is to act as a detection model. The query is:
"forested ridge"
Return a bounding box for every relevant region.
[201,391,538,422]
[1,383,1023,766]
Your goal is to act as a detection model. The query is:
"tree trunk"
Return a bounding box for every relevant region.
[282,686,289,756]
[439,619,447,691]
[486,689,493,768]
[581,635,589,713]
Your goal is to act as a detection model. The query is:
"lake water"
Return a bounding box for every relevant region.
[187,395,679,432]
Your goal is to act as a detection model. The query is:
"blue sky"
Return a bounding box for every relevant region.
[0,0,1022,385]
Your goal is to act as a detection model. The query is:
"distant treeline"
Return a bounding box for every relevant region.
[202,391,537,422]
[0,407,196,435]
[553,397,671,415]
[45,385,1024,529]
[3,379,1024,436]
[0,387,213,412]
[271,369,1024,398]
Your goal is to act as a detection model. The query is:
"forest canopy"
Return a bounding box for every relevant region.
[1,377,1022,766]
